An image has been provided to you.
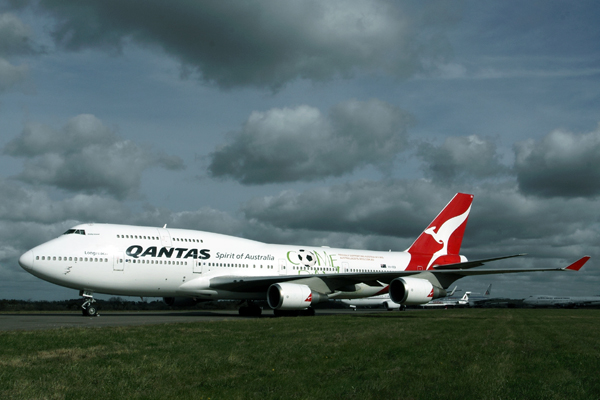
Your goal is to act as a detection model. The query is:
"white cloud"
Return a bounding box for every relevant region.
[418,135,508,183]
[0,13,34,92]
[0,13,34,55]
[4,114,185,199]
[208,99,414,184]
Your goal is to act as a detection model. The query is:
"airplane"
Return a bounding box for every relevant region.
[522,294,600,308]
[342,286,458,310]
[340,293,404,311]
[454,284,493,307]
[420,284,492,308]
[18,193,590,317]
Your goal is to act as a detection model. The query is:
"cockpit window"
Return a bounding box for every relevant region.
[63,229,86,235]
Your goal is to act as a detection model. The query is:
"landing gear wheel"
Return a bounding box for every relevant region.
[86,305,98,317]
[80,290,99,317]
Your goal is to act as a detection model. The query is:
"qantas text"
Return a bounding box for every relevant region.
[126,245,211,260]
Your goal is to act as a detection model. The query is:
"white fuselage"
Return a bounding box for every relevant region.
[523,295,600,307]
[19,223,416,300]
[340,294,400,309]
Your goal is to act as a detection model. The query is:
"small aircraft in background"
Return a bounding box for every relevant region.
[342,286,459,310]
[523,294,600,308]
[456,284,493,307]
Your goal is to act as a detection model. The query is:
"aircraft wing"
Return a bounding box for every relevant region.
[206,273,410,293]
[431,256,590,276]
[432,254,526,270]
[182,256,590,295]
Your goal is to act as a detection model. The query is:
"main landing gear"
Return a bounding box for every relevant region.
[80,290,99,317]
[238,301,262,317]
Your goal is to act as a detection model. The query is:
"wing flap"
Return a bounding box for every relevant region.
[431,256,590,277]
[432,254,526,270]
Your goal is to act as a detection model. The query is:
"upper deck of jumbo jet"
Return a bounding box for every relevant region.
[58,223,265,247]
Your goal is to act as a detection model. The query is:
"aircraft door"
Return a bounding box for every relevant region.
[114,253,124,271]
[278,259,287,275]
[158,228,172,247]
[193,260,202,274]
[342,262,349,273]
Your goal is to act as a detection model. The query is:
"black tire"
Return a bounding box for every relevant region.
[86,305,98,317]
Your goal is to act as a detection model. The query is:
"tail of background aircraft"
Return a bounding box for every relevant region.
[484,284,492,296]
[406,193,473,270]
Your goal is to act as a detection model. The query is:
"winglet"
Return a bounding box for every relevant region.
[564,256,591,271]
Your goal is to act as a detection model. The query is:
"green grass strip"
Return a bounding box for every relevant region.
[1,309,599,399]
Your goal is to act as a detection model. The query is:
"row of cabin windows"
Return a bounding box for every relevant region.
[117,234,158,240]
[116,234,203,243]
[127,259,187,265]
[202,262,274,269]
[293,266,336,272]
[36,256,108,263]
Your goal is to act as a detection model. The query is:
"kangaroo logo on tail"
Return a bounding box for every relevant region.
[407,193,473,270]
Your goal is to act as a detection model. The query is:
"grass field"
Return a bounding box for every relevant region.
[1,309,599,399]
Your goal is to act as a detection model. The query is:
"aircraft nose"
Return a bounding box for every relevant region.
[19,250,35,271]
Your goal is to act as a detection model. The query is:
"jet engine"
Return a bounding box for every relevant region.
[389,277,446,305]
[163,297,199,307]
[267,282,325,310]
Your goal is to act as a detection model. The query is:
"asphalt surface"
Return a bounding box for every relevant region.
[0,309,386,331]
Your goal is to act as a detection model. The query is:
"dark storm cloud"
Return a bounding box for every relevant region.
[242,180,455,237]
[464,185,599,256]
[241,180,600,263]
[514,124,600,198]
[0,178,130,225]
[3,114,185,199]
[0,13,33,92]
[208,99,414,184]
[417,135,508,183]
[15,0,455,90]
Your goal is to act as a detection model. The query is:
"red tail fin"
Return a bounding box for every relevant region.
[407,193,473,269]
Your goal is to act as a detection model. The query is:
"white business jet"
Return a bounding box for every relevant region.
[18,193,590,317]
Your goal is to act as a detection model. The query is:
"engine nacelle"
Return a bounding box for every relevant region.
[163,297,199,307]
[267,283,325,310]
[389,277,446,305]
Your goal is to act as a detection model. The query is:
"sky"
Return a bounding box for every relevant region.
[1,0,599,301]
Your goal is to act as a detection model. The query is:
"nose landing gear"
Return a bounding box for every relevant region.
[80,290,99,317]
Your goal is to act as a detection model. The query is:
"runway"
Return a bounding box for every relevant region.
[0,309,387,331]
